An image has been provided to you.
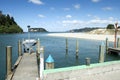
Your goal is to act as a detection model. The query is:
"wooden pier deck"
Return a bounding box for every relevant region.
[108,47,120,54]
[12,53,38,80]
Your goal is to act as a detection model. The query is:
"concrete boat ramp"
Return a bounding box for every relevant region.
[12,53,38,80]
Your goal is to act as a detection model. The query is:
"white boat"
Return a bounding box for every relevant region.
[22,39,37,53]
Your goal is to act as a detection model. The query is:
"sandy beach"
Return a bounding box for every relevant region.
[47,33,120,42]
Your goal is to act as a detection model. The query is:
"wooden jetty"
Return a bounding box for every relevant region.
[5,39,44,80]
[12,53,38,80]
[108,47,120,54]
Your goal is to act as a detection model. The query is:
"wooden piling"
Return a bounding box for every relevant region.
[45,54,54,69]
[117,38,120,48]
[18,40,22,56]
[76,39,79,57]
[105,38,109,54]
[86,57,90,66]
[6,46,12,76]
[66,38,68,51]
[99,42,105,63]
[37,38,40,53]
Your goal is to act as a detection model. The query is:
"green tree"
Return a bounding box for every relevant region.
[0,11,23,33]
[106,24,115,29]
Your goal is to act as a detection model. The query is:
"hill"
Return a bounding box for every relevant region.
[0,11,23,33]
[68,27,101,32]
[29,28,48,32]
[88,29,120,35]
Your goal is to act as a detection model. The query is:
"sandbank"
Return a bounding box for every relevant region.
[47,33,120,42]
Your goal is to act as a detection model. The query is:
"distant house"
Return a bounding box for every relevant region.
[29,28,48,32]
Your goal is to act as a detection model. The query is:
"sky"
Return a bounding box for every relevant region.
[0,0,120,32]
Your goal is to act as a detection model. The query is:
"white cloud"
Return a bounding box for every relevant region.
[66,15,72,18]
[50,7,55,10]
[74,4,80,9]
[29,0,43,5]
[87,14,92,17]
[102,7,112,11]
[63,8,70,11]
[62,18,116,27]
[91,0,100,3]
[38,14,45,18]
[109,17,114,20]
[62,20,84,24]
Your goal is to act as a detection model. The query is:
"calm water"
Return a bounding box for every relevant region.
[0,33,120,80]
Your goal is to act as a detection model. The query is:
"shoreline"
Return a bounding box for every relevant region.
[47,33,119,42]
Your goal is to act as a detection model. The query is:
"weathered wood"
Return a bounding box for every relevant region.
[108,47,120,54]
[12,53,38,80]
[18,40,22,56]
[99,43,105,63]
[37,38,40,53]
[45,55,54,70]
[13,56,22,70]
[117,38,120,48]
[6,46,12,76]
[85,57,90,66]
[105,38,109,54]
[76,39,79,57]
[66,38,68,51]
[6,73,13,80]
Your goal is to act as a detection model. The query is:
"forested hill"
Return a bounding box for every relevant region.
[0,11,23,33]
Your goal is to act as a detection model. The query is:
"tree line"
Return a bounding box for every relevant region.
[0,11,23,33]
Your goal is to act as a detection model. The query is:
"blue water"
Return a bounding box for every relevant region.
[0,33,120,80]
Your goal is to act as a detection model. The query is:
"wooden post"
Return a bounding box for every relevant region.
[37,38,40,74]
[6,46,12,76]
[37,38,40,53]
[66,38,68,51]
[114,22,118,48]
[45,54,54,69]
[40,46,44,80]
[105,38,109,54]
[18,40,22,56]
[86,57,90,66]
[99,42,105,63]
[117,38,120,48]
[76,39,79,57]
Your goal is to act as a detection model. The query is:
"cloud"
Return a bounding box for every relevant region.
[87,14,101,20]
[29,0,43,5]
[108,17,114,20]
[38,14,45,18]
[62,20,84,25]
[102,7,112,11]
[66,15,72,18]
[91,0,100,3]
[50,7,55,10]
[87,14,92,17]
[73,4,80,9]
[62,17,116,27]
[63,8,71,11]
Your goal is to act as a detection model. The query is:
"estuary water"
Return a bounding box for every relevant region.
[0,32,120,80]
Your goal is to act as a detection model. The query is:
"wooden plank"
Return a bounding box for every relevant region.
[12,53,38,80]
[13,56,22,70]
[108,48,120,51]
[108,48,120,55]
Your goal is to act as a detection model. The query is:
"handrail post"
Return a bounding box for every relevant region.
[40,46,44,80]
